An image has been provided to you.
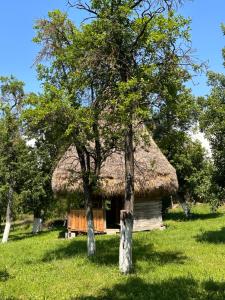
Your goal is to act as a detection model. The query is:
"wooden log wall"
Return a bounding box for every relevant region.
[133,199,163,231]
[67,199,163,233]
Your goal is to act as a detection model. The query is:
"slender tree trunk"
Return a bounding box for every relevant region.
[2,186,13,243]
[119,123,134,274]
[180,201,190,218]
[83,180,96,256]
[77,146,96,256]
[86,201,96,256]
[32,211,43,234]
[0,215,2,233]
[177,192,191,219]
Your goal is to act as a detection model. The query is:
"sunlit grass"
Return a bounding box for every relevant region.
[1,204,225,299]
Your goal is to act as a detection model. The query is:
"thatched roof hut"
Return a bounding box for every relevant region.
[52,137,178,198]
[52,136,178,233]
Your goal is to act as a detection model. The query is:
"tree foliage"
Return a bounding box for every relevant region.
[0,76,55,232]
[0,77,27,219]
[23,0,202,266]
[199,25,225,208]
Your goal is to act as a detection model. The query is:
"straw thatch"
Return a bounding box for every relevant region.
[52,137,178,199]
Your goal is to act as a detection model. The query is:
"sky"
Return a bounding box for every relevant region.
[0,0,224,96]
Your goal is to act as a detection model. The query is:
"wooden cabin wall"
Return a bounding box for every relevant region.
[68,209,106,232]
[67,198,164,233]
[133,198,163,231]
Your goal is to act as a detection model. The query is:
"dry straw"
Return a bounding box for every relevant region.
[52,135,178,200]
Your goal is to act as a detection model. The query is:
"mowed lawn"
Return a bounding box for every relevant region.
[1,205,225,299]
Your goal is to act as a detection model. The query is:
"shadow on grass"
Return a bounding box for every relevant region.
[71,277,225,300]
[196,227,225,244]
[0,269,10,282]
[3,221,67,242]
[165,211,222,222]
[0,220,32,233]
[8,230,51,242]
[41,236,187,269]
[0,297,19,300]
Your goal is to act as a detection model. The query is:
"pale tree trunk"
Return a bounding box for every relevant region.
[77,146,96,257]
[180,201,190,218]
[77,147,96,256]
[119,210,133,273]
[86,204,96,256]
[2,186,13,243]
[119,123,134,274]
[32,217,42,234]
[84,180,95,256]
[32,208,43,234]
[177,192,191,219]
[0,215,2,233]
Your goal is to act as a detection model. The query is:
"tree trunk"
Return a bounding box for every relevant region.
[83,177,96,256]
[77,146,96,257]
[119,210,133,273]
[119,123,134,274]
[76,144,96,256]
[2,186,13,243]
[177,192,191,219]
[180,201,191,218]
[0,215,2,233]
[32,209,43,234]
[32,217,42,234]
[86,204,96,256]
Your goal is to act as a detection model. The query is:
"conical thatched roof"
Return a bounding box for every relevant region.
[52,137,178,199]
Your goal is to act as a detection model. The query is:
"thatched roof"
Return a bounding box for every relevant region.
[52,136,178,199]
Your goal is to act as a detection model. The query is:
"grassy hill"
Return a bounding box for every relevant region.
[1,204,225,299]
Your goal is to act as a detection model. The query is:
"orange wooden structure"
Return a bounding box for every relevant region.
[67,209,106,233]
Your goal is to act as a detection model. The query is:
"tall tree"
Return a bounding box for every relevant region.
[24,10,120,255]
[0,76,54,241]
[152,89,204,216]
[27,0,196,271]
[200,25,225,207]
[0,76,28,243]
[67,0,196,273]
[20,140,55,234]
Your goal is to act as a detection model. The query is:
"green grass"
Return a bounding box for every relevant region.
[1,204,225,299]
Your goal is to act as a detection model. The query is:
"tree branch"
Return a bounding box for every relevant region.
[131,6,165,49]
[67,0,99,16]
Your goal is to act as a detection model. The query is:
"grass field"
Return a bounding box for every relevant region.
[1,204,225,299]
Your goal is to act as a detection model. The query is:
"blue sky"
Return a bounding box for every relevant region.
[0,0,224,96]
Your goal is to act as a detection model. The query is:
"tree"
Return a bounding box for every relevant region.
[27,0,196,272]
[20,140,55,234]
[0,76,29,242]
[0,76,55,241]
[200,25,225,208]
[24,10,120,255]
[152,97,213,216]
[66,0,197,273]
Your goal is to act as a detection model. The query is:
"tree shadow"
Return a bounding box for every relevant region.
[0,268,10,282]
[11,220,33,229]
[165,211,222,222]
[40,235,187,270]
[71,277,225,300]
[0,297,19,300]
[196,227,225,244]
[7,230,50,242]
[204,279,225,295]
[0,221,66,242]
